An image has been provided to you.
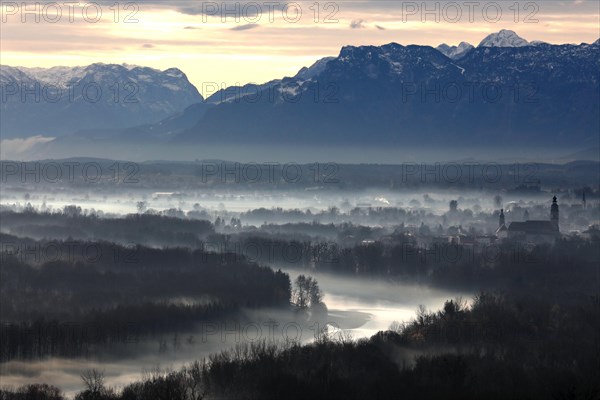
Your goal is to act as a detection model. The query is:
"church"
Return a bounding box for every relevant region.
[496,197,560,244]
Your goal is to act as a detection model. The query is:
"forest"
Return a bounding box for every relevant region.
[0,234,291,361]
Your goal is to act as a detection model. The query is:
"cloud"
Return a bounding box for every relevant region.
[184,26,200,30]
[164,1,283,17]
[230,24,259,31]
[142,44,155,48]
[88,0,600,17]
[350,19,366,29]
[375,25,386,30]
[0,136,55,159]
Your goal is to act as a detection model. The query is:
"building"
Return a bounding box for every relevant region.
[495,209,508,239]
[496,197,560,244]
[508,221,558,244]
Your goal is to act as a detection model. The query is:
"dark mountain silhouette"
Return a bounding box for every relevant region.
[174,36,599,148]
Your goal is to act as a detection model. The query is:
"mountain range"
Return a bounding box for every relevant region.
[0,64,202,138]
[175,30,599,148]
[2,30,599,153]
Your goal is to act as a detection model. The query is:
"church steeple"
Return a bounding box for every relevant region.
[495,208,508,238]
[551,196,559,231]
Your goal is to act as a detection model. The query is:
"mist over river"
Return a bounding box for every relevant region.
[0,272,466,397]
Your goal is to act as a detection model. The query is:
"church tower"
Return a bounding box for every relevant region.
[551,196,559,231]
[495,209,508,239]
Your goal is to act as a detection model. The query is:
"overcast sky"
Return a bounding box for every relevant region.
[1,0,598,94]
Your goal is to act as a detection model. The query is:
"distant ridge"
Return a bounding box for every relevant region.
[0,63,203,138]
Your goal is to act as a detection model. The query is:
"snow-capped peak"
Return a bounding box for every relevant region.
[17,65,89,87]
[436,41,474,60]
[10,64,191,89]
[478,29,529,48]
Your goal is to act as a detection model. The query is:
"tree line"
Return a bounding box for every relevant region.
[0,236,291,361]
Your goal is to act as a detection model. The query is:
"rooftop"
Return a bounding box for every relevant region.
[508,221,556,234]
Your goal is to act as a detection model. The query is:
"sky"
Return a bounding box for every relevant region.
[1,0,599,95]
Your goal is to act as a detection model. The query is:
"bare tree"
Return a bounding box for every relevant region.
[80,369,105,394]
[184,361,207,400]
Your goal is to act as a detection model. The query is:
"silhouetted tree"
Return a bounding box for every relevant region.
[292,275,323,310]
[449,200,458,212]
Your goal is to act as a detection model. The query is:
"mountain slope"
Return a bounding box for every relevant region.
[204,56,336,104]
